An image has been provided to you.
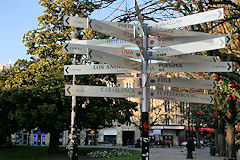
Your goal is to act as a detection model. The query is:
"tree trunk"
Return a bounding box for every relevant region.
[218,119,226,156]
[196,131,201,149]
[226,122,236,159]
[48,130,60,153]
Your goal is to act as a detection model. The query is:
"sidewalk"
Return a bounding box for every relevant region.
[81,145,239,160]
[148,146,239,160]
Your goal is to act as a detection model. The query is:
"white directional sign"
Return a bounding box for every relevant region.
[147,29,213,37]
[150,62,233,73]
[63,42,218,62]
[152,35,229,58]
[64,16,142,44]
[63,42,143,59]
[159,55,218,62]
[65,85,142,98]
[87,49,142,71]
[148,77,217,90]
[148,8,224,34]
[149,90,214,104]
[148,34,231,47]
[63,39,137,54]
[64,64,139,75]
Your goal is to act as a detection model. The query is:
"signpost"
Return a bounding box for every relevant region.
[153,35,229,58]
[63,42,142,59]
[65,85,142,98]
[63,39,227,61]
[64,16,142,45]
[147,8,224,33]
[148,77,217,90]
[148,34,230,47]
[64,64,139,75]
[63,6,232,160]
[150,90,214,104]
[159,55,218,62]
[150,62,232,73]
[87,49,142,71]
[64,39,137,51]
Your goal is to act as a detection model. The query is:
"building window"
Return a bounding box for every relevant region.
[126,82,132,88]
[180,119,185,125]
[165,101,169,112]
[126,121,131,126]
[180,102,185,114]
[165,118,169,125]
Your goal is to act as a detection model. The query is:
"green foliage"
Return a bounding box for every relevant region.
[0,0,138,152]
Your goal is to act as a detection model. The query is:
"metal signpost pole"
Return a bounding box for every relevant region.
[187,103,193,159]
[141,23,149,160]
[68,53,78,160]
[68,30,79,160]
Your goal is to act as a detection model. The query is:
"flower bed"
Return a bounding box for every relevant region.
[87,149,133,158]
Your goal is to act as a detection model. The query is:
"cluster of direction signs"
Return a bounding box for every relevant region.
[63,8,232,105]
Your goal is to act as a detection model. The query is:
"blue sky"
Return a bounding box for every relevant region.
[0,0,44,65]
[0,0,138,65]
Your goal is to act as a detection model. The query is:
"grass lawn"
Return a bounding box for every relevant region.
[0,146,141,160]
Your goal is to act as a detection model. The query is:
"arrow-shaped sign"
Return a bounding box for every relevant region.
[64,64,139,75]
[62,39,137,54]
[227,63,232,71]
[152,35,228,58]
[226,35,231,44]
[65,85,142,98]
[159,55,218,62]
[150,90,214,104]
[148,34,230,47]
[65,66,69,74]
[63,43,87,54]
[63,42,142,58]
[63,16,143,45]
[147,8,224,34]
[149,61,233,73]
[67,86,71,94]
[87,49,142,71]
[147,29,213,37]
[148,77,218,90]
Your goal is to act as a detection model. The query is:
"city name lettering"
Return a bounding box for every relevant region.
[158,63,183,68]
[100,87,135,93]
[121,49,134,55]
[156,53,167,57]
[118,23,134,29]
[123,29,134,39]
[156,77,171,83]
[157,36,174,42]
[69,46,85,51]
[106,39,128,45]
[154,19,182,28]
[72,19,85,25]
[92,64,123,70]
[156,91,196,98]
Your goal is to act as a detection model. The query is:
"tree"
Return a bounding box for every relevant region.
[3,0,137,153]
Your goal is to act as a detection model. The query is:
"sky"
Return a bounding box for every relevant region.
[0,0,44,65]
[0,0,138,65]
